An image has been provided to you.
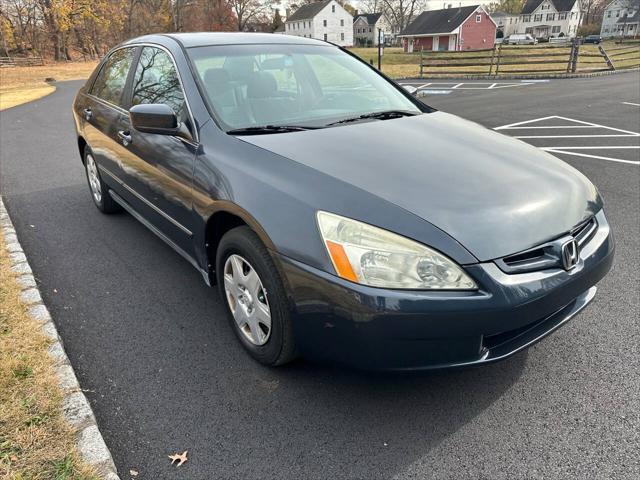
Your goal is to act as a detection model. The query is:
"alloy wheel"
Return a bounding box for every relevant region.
[86,154,102,203]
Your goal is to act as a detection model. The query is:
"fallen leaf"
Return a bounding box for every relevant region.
[129,469,139,476]
[168,450,188,466]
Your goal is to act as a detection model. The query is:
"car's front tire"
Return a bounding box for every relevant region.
[216,226,297,366]
[84,147,120,213]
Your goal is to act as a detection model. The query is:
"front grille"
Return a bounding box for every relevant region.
[495,216,598,274]
[572,216,598,247]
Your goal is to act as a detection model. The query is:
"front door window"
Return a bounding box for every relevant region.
[131,47,186,121]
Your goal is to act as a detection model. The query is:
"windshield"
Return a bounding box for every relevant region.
[187,43,422,131]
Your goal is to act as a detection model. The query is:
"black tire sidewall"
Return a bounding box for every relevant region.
[216,226,293,366]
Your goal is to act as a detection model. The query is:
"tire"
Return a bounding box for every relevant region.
[83,146,120,213]
[216,226,297,366]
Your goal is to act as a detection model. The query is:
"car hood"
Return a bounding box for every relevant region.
[239,111,601,262]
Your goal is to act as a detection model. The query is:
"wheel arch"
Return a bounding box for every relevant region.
[204,203,280,283]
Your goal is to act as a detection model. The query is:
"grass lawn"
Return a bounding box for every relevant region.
[0,237,99,478]
[0,62,97,110]
[349,40,640,78]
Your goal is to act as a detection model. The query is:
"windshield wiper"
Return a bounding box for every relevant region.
[326,110,419,126]
[227,125,320,135]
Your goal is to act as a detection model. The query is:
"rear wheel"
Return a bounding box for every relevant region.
[84,147,120,213]
[216,226,296,366]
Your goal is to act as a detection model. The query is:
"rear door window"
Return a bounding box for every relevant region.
[91,48,135,107]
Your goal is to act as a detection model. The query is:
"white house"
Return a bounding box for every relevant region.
[518,0,582,38]
[600,0,640,38]
[353,13,395,46]
[284,0,354,46]
[491,11,520,37]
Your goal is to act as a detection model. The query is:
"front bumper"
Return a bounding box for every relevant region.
[279,210,614,371]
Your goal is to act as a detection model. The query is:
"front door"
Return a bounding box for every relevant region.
[116,46,198,256]
[438,36,449,51]
[407,38,414,53]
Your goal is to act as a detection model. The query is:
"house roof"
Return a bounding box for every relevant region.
[354,13,382,24]
[287,0,332,22]
[400,5,481,36]
[617,10,640,23]
[491,11,510,17]
[615,0,640,22]
[521,0,578,14]
[605,0,640,10]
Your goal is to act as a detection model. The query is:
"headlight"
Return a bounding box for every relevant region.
[317,211,477,290]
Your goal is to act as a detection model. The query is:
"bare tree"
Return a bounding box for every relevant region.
[377,0,425,34]
[228,0,272,31]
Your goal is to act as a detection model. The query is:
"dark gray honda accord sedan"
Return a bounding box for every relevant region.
[72,33,614,370]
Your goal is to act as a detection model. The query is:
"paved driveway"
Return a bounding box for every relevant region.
[1,73,638,479]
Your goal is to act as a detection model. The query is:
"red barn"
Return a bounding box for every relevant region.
[399,6,496,52]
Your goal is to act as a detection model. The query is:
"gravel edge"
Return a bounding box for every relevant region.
[0,196,121,480]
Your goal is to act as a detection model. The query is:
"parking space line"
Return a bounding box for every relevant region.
[514,134,638,138]
[541,146,640,149]
[504,126,598,129]
[622,102,640,107]
[495,116,557,129]
[495,115,640,166]
[544,149,640,166]
[401,82,534,90]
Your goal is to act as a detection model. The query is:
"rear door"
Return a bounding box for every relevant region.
[116,45,198,255]
[83,47,137,181]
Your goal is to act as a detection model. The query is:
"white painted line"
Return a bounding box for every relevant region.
[401,82,533,90]
[494,116,558,129]
[552,115,640,136]
[542,146,640,150]
[622,101,640,107]
[545,149,640,166]
[496,115,640,136]
[502,125,598,129]
[514,134,638,139]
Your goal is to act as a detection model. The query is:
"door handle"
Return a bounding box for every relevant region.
[82,108,92,120]
[117,130,132,146]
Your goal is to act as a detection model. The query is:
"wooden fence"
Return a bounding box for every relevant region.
[0,56,45,67]
[419,41,640,77]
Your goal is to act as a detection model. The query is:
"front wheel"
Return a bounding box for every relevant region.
[216,226,297,366]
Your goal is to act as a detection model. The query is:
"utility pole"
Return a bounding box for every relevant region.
[377,29,384,70]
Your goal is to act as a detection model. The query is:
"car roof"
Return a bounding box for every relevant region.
[123,32,329,49]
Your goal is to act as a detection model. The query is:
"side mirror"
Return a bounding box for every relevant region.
[129,104,179,135]
[402,85,418,96]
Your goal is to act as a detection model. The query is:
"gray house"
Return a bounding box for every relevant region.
[353,13,394,46]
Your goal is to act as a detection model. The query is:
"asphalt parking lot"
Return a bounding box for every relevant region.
[1,72,639,479]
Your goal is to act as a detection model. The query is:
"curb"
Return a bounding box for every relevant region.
[397,66,640,81]
[0,197,121,480]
